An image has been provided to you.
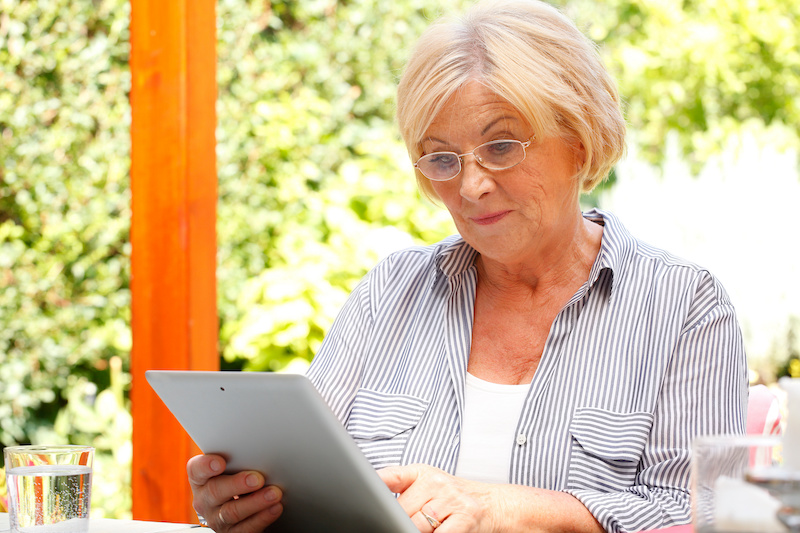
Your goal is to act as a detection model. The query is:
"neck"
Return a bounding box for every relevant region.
[476,214,603,298]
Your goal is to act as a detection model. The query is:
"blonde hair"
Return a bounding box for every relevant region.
[396,0,626,200]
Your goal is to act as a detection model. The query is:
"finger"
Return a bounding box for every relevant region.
[393,467,451,517]
[378,464,422,494]
[423,496,482,533]
[227,501,284,533]
[431,513,475,533]
[187,454,227,487]
[217,485,283,530]
[203,470,267,509]
[421,506,444,528]
[411,510,437,533]
[379,465,430,520]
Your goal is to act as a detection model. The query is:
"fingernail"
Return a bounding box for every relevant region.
[268,503,282,516]
[210,460,221,473]
[246,473,261,487]
[264,488,278,503]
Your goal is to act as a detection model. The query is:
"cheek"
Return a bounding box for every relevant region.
[431,181,458,206]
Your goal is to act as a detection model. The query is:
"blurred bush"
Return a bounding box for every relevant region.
[774,317,800,381]
[0,0,133,517]
[561,0,800,168]
[214,0,462,371]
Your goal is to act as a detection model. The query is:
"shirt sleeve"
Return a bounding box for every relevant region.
[306,268,376,423]
[567,271,749,533]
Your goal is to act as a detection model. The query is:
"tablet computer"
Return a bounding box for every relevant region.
[146,370,418,533]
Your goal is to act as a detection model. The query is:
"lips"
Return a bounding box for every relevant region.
[470,210,510,225]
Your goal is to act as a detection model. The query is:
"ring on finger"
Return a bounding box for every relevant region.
[421,510,441,529]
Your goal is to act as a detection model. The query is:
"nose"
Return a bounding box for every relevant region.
[458,156,495,201]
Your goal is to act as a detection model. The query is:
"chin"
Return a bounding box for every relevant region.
[471,239,526,263]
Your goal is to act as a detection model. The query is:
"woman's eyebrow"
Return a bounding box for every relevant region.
[423,136,448,145]
[481,116,519,136]
[422,115,521,146]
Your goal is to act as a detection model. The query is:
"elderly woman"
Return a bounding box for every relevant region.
[187,0,748,531]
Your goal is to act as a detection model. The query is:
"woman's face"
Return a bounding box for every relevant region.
[423,80,585,268]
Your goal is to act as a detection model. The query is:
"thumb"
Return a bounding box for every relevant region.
[377,465,420,494]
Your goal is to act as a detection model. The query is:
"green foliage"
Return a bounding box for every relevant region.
[215,0,460,370]
[0,465,5,512]
[0,0,132,517]
[774,317,800,380]
[558,0,800,167]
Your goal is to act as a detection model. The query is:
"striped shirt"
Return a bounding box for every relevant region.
[307,209,748,533]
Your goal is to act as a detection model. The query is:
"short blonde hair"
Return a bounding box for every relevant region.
[396,0,626,200]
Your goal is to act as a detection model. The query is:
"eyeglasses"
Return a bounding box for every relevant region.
[413,136,534,182]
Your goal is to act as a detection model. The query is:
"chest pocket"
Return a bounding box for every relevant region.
[567,407,654,492]
[346,389,430,469]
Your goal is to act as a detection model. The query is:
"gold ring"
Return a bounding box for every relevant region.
[421,510,441,529]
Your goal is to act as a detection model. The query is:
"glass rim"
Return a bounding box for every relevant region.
[692,433,782,448]
[4,444,95,454]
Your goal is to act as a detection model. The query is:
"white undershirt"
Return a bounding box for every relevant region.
[454,372,530,484]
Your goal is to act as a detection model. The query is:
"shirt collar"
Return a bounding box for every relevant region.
[584,208,639,297]
[434,235,478,280]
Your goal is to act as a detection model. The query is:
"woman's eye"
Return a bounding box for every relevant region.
[486,141,513,155]
[429,153,458,168]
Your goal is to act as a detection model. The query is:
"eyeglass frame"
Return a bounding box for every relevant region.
[413,135,535,182]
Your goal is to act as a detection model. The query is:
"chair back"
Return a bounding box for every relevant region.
[746,384,782,436]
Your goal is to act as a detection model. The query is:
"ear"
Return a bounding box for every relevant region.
[572,138,587,171]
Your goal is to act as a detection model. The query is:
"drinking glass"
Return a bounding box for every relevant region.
[692,434,800,532]
[4,445,94,533]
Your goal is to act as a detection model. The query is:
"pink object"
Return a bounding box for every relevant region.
[747,384,782,436]
[746,384,783,466]
[637,525,693,533]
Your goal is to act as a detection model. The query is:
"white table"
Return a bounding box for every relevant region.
[0,513,204,533]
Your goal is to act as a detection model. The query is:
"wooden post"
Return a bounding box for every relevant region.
[129,0,218,522]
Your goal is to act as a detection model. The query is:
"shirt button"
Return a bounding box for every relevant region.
[516,434,527,446]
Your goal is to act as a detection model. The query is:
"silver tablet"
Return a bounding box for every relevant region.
[146,370,418,533]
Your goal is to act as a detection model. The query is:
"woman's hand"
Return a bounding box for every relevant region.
[378,464,496,532]
[187,454,284,533]
[378,464,604,533]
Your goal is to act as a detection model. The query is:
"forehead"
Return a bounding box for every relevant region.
[424,81,525,139]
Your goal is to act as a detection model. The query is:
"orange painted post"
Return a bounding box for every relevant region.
[129,0,218,523]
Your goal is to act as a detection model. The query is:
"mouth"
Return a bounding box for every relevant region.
[470,211,510,226]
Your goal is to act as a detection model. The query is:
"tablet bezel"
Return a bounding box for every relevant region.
[146,370,418,533]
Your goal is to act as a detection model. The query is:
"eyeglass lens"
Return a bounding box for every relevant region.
[416,139,526,181]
